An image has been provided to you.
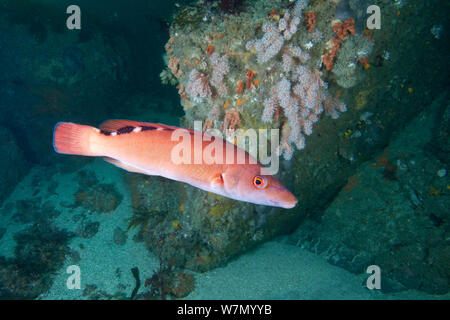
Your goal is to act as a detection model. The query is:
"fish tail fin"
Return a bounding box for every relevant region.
[53,122,102,156]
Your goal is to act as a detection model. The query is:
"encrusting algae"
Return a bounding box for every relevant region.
[162,0,375,160]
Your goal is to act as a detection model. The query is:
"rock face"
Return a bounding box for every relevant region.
[73,170,123,213]
[290,96,450,294]
[125,0,449,286]
[0,223,73,299]
[0,126,28,204]
[0,14,131,166]
[127,173,288,271]
[430,101,450,165]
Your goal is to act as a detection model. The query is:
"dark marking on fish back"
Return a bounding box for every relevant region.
[141,126,158,131]
[117,126,136,135]
[100,130,111,136]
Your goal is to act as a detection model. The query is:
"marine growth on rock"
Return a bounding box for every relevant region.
[162,0,374,160]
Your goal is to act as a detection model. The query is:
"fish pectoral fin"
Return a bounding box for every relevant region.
[210,173,224,190]
[103,157,156,176]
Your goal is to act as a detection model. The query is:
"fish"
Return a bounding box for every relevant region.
[52,120,298,209]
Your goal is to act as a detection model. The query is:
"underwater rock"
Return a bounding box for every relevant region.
[429,99,450,164]
[126,170,297,271]
[67,250,81,264]
[165,0,351,158]
[130,267,141,299]
[332,35,374,88]
[0,126,28,204]
[290,99,450,294]
[113,227,127,246]
[334,0,354,22]
[0,227,5,241]
[13,198,60,224]
[74,171,122,213]
[82,284,98,297]
[0,15,131,166]
[62,46,85,76]
[218,0,244,14]
[74,184,122,213]
[167,272,195,298]
[0,223,73,299]
[160,68,178,85]
[124,0,447,273]
[141,258,195,300]
[76,170,100,189]
[77,220,100,239]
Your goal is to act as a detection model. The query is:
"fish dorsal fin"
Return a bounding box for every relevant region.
[99,119,179,132]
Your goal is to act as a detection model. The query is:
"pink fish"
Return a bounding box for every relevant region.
[53,120,297,208]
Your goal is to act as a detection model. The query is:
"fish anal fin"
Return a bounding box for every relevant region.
[103,157,156,176]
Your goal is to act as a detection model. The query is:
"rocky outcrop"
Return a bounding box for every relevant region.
[124,1,449,278]
[290,95,449,294]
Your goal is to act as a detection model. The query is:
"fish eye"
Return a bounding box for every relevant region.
[253,176,267,189]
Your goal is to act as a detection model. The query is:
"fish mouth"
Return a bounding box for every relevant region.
[280,200,298,209]
[269,198,298,209]
[266,186,298,209]
[279,191,298,209]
